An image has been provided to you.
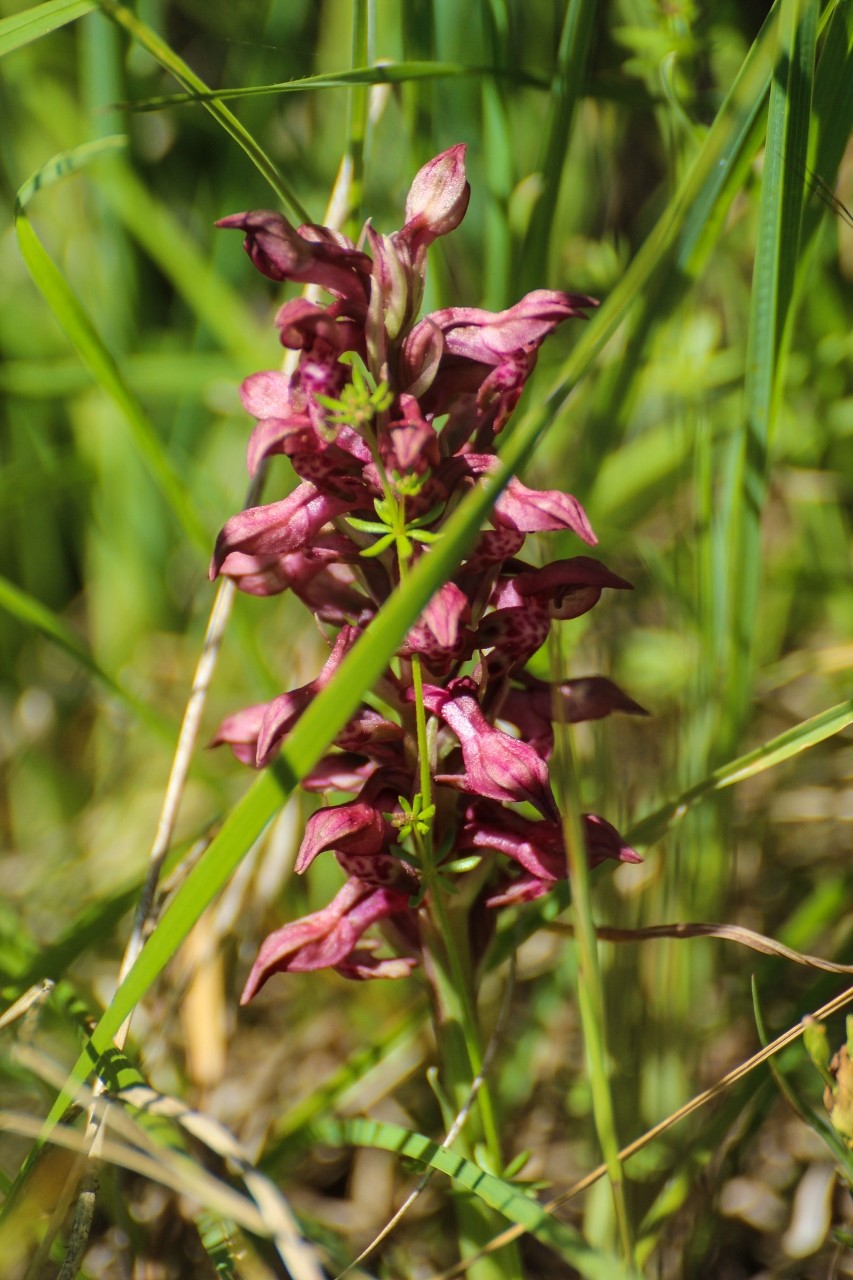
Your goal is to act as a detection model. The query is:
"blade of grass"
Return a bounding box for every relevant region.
[314,1117,640,1280]
[551,633,633,1261]
[479,0,513,307]
[0,0,94,58]
[340,0,368,241]
[798,1,853,255]
[519,0,598,293]
[94,0,310,222]
[751,979,853,1183]
[626,698,853,848]
[15,187,208,553]
[122,61,547,112]
[723,0,819,741]
[0,574,174,740]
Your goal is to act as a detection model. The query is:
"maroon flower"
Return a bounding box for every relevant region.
[210,483,354,579]
[421,679,560,822]
[216,211,372,309]
[213,145,644,994]
[240,878,416,998]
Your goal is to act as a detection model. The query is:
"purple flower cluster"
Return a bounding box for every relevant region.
[210,146,645,1001]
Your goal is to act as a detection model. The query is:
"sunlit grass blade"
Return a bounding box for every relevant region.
[14,201,208,553]
[314,1117,640,1280]
[723,0,819,738]
[0,574,174,740]
[123,60,546,112]
[95,0,310,221]
[0,0,93,58]
[627,698,853,848]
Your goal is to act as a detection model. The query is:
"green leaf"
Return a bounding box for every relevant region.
[725,0,820,732]
[0,573,174,740]
[14,200,208,553]
[0,0,94,59]
[94,0,310,221]
[314,1116,641,1280]
[627,699,853,848]
[15,132,127,210]
[123,60,547,112]
[519,0,598,292]
[751,979,853,1182]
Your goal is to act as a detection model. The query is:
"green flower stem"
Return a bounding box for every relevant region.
[343,0,369,239]
[550,647,634,1265]
[406,583,518,1275]
[410,652,433,822]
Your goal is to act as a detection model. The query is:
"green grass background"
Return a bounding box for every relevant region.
[1,1,852,1276]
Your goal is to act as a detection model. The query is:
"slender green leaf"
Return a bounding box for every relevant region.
[551,708,633,1257]
[799,0,853,253]
[15,132,126,208]
[627,699,853,848]
[751,980,853,1183]
[14,207,208,552]
[125,60,547,112]
[95,0,310,221]
[315,1116,640,1280]
[520,0,598,292]
[0,574,174,739]
[0,0,94,58]
[725,0,819,732]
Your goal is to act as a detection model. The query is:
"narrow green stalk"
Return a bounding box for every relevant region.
[404,588,500,1162]
[551,644,633,1263]
[96,0,311,221]
[723,0,818,747]
[520,0,598,292]
[343,0,370,239]
[408,607,518,1276]
[410,652,434,817]
[479,0,513,308]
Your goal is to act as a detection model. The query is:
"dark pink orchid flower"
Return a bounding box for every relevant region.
[240,878,417,999]
[212,145,644,992]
